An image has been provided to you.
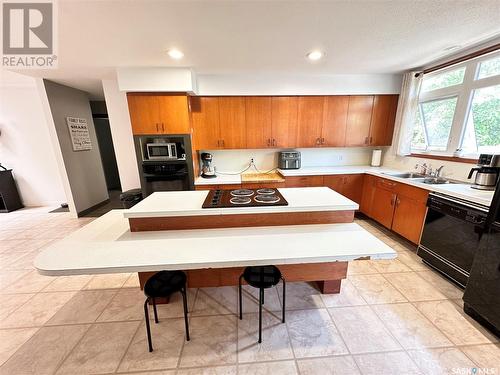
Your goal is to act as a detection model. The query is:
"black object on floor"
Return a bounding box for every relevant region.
[49,206,70,213]
[239,265,286,343]
[0,168,23,213]
[143,270,190,352]
[120,188,143,209]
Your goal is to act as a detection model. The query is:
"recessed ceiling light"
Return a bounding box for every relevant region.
[167,48,184,59]
[306,50,324,61]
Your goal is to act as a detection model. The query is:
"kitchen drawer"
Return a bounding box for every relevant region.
[195,184,242,190]
[375,177,398,191]
[285,175,324,187]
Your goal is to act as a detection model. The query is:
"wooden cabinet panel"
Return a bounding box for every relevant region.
[345,96,374,146]
[285,175,324,187]
[342,174,364,203]
[323,175,344,193]
[322,96,348,147]
[245,97,272,148]
[360,175,377,216]
[190,97,221,150]
[371,185,396,229]
[127,94,161,134]
[271,97,298,148]
[392,196,427,244]
[369,95,399,146]
[219,97,246,149]
[296,97,324,147]
[195,184,242,190]
[241,182,286,189]
[157,95,190,134]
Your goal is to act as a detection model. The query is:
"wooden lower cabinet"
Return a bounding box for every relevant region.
[360,174,376,216]
[195,184,242,190]
[324,174,363,203]
[285,175,324,187]
[371,185,396,229]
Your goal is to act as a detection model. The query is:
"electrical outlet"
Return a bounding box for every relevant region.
[250,158,255,164]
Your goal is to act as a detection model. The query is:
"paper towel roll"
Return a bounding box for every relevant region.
[371,149,382,167]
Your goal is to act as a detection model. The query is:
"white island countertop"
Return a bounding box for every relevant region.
[35,210,396,276]
[123,187,359,219]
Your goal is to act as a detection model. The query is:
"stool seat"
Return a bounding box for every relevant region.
[144,270,186,298]
[243,265,281,289]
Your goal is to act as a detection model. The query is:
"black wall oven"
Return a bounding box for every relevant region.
[417,193,489,287]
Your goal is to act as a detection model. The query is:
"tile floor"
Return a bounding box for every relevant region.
[0,207,498,375]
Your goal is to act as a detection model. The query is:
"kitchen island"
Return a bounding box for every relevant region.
[35,188,396,295]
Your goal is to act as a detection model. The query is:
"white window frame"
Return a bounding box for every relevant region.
[413,50,500,158]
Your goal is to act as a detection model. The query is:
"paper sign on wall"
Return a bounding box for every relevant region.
[66,117,92,151]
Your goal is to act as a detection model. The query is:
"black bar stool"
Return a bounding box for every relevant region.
[143,270,190,352]
[238,265,285,343]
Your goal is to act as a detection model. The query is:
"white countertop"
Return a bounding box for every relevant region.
[195,174,241,185]
[278,166,494,207]
[35,210,396,276]
[123,187,359,218]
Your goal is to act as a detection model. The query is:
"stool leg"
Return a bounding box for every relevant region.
[281,277,286,323]
[144,298,153,352]
[181,287,190,341]
[238,274,243,320]
[258,287,263,343]
[152,297,159,324]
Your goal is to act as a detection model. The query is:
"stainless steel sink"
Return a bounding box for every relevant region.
[383,172,425,179]
[410,177,454,185]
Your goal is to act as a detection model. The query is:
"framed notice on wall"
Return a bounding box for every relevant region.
[66,117,92,151]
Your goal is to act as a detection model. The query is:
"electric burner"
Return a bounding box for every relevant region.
[230,196,252,205]
[256,188,276,195]
[254,194,281,203]
[230,189,254,197]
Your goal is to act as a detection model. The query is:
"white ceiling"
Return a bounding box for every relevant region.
[10,0,500,98]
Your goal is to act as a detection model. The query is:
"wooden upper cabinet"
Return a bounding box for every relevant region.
[322,96,349,147]
[345,96,374,146]
[218,97,246,149]
[296,96,324,147]
[369,95,399,146]
[271,97,298,148]
[157,95,190,134]
[127,94,161,134]
[190,97,221,150]
[245,97,272,148]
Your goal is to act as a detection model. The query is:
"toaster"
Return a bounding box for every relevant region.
[278,151,301,169]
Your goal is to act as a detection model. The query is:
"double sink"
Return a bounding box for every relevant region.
[383,172,455,185]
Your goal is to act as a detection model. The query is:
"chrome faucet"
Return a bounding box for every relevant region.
[435,165,445,177]
[415,163,428,175]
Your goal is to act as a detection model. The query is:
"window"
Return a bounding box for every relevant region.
[411,51,500,157]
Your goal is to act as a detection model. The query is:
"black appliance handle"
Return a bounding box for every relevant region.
[485,179,500,230]
[468,167,480,179]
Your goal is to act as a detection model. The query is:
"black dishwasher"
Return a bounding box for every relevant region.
[417,193,489,287]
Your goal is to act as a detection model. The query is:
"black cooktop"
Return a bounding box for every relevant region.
[202,188,289,208]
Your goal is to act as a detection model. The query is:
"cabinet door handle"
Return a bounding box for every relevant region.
[321,137,325,144]
[369,136,373,144]
[217,140,220,147]
[273,139,276,146]
[222,140,225,147]
[155,123,158,132]
[267,138,270,146]
[396,198,401,206]
[162,123,165,132]
[316,138,320,145]
[365,136,369,144]
[390,194,397,206]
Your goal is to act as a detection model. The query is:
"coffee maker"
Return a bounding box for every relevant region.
[468,154,500,190]
[200,152,216,179]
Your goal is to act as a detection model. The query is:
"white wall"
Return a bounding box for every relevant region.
[0,71,66,207]
[203,147,377,174]
[102,79,141,191]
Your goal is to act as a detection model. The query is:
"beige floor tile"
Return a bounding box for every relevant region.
[0,324,90,375]
[287,308,348,358]
[149,289,197,319]
[238,360,297,374]
[0,252,31,271]
[369,258,412,273]
[42,274,94,292]
[0,293,34,321]
[122,371,176,375]
[407,347,476,375]
[2,251,40,270]
[0,291,75,328]
[416,270,464,300]
[123,273,141,288]
[347,260,378,275]
[461,344,500,372]
[179,315,237,367]
[237,312,293,363]
[1,270,55,293]
[83,272,132,289]
[277,282,324,310]
[372,303,452,349]
[241,284,282,313]
[177,367,236,375]
[329,306,401,354]
[415,300,498,345]
[354,351,422,375]
[0,327,38,366]
[320,279,366,308]
[348,274,407,304]
[297,355,361,375]
[56,321,140,374]
[118,319,185,372]
[98,287,145,322]
[46,289,117,325]
[0,270,30,289]
[396,250,429,271]
[192,286,237,316]
[384,272,447,301]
